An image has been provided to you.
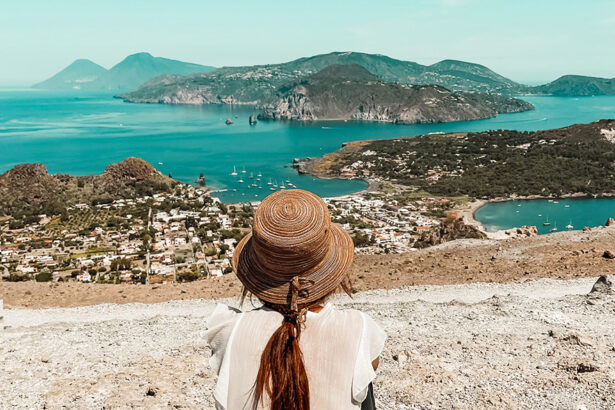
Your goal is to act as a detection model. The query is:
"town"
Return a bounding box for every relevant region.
[0,183,457,284]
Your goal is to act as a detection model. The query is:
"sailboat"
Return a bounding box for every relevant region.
[273,180,278,188]
[267,178,272,185]
[550,221,558,232]
[566,220,573,229]
[241,166,246,174]
[238,178,244,183]
[249,172,254,179]
[543,217,551,227]
[280,182,286,189]
[257,171,262,178]
[231,166,238,176]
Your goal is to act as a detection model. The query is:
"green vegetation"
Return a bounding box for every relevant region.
[323,120,615,199]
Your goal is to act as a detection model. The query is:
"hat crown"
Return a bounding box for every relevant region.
[251,190,331,278]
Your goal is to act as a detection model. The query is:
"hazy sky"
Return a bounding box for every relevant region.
[1,0,614,85]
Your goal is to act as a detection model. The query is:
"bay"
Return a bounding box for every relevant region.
[1,90,615,204]
[474,198,615,234]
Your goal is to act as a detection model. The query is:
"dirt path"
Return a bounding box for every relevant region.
[3,226,615,309]
[3,277,614,409]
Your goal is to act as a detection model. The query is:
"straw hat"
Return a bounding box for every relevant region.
[233,189,354,309]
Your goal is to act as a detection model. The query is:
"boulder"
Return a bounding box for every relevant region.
[606,217,615,226]
[603,250,615,259]
[590,275,614,295]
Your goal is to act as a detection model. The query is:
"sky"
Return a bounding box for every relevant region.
[1,0,614,86]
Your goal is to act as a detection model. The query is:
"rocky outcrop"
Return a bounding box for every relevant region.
[415,217,487,247]
[503,226,539,238]
[590,275,615,295]
[606,217,615,226]
[258,65,533,124]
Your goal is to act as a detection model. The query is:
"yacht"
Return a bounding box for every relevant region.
[267,178,272,185]
[241,166,246,174]
[273,180,278,188]
[249,172,254,179]
[238,178,244,183]
[566,220,573,229]
[257,171,263,178]
[543,217,551,227]
[231,166,238,176]
[270,187,276,191]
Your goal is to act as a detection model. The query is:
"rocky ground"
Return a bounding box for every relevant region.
[2,276,615,409]
[4,225,615,309]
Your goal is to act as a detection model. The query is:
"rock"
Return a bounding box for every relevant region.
[583,226,591,232]
[562,333,593,347]
[590,275,614,294]
[606,217,615,226]
[602,250,615,259]
[392,350,411,364]
[146,387,157,396]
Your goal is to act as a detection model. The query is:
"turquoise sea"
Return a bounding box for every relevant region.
[474,198,615,234]
[1,90,615,225]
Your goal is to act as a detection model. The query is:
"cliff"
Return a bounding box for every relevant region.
[258,65,533,124]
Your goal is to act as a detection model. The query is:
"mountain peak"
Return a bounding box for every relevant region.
[308,64,379,82]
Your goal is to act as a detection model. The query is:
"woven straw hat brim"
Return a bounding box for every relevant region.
[233,223,354,305]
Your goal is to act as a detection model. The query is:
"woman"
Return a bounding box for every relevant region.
[206,189,386,409]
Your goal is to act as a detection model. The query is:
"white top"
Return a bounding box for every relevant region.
[205,302,386,410]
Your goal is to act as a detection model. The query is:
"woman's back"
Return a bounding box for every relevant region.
[207,303,385,410]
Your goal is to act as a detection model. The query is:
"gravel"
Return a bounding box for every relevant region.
[2,277,615,409]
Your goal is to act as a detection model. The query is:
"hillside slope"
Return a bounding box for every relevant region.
[531,74,615,96]
[119,51,526,105]
[258,64,533,124]
[0,157,176,216]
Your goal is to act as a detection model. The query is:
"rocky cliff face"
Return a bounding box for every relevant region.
[258,65,533,124]
[414,217,487,247]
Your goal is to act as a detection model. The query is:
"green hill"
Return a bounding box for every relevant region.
[259,64,533,124]
[120,51,527,105]
[531,75,615,96]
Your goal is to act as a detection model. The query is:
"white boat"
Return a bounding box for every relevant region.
[273,180,278,188]
[543,217,551,226]
[267,178,272,185]
[249,172,254,179]
[566,220,573,229]
[252,182,257,187]
[241,167,246,174]
[564,205,570,208]
[238,178,244,183]
[553,201,559,204]
[280,184,286,189]
[257,171,262,177]
[270,187,275,191]
[231,166,238,176]
[158,162,163,165]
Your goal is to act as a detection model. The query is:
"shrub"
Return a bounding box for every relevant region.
[35,271,53,282]
[177,270,200,282]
